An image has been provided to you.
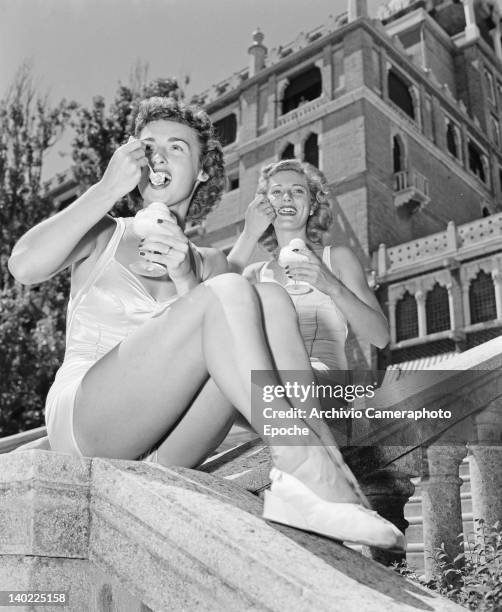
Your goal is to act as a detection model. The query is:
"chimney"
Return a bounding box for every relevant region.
[348,0,368,21]
[248,28,267,77]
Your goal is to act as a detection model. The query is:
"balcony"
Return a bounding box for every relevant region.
[393,169,430,214]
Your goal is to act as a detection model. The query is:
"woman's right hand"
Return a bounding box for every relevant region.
[243,195,276,239]
[98,138,148,203]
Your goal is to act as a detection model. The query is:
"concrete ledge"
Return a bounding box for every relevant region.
[0,451,466,611]
[0,451,90,557]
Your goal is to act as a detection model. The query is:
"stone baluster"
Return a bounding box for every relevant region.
[468,398,502,537]
[420,444,468,581]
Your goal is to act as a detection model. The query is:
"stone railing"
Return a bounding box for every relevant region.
[277,96,327,127]
[394,169,429,197]
[375,211,502,278]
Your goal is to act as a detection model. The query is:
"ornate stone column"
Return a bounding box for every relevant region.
[420,445,468,581]
[415,290,427,337]
[468,399,502,535]
[491,270,502,319]
[388,297,397,345]
[462,283,471,326]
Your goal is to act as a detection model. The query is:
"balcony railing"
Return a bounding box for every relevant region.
[375,211,502,278]
[393,169,430,213]
[277,96,326,127]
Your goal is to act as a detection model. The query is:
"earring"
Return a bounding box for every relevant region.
[309,209,315,216]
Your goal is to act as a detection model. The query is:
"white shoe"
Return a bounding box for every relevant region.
[263,468,406,551]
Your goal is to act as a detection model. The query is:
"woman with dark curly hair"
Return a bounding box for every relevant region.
[229,159,390,372]
[9,102,403,551]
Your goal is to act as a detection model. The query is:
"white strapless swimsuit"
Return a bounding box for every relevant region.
[45,217,204,456]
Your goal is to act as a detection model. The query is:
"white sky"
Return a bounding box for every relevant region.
[1,0,383,176]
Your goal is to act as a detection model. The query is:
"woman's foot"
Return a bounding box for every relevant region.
[263,467,406,551]
[271,445,369,506]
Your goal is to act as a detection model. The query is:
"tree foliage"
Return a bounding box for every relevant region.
[0,64,75,436]
[0,67,187,437]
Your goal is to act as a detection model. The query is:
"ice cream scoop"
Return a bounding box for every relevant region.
[278,238,309,267]
[278,238,312,295]
[132,202,175,238]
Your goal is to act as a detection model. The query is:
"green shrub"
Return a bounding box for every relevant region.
[394,520,502,611]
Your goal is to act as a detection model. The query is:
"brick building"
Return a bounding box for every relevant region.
[192,0,502,371]
[47,0,502,372]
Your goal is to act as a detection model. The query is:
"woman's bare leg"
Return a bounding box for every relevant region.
[133,281,363,503]
[73,274,332,477]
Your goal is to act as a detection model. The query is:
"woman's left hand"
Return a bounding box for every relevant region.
[139,219,194,283]
[285,248,342,295]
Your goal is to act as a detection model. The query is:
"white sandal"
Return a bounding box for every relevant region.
[263,468,406,551]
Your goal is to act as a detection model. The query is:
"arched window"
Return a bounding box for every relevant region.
[213,114,237,147]
[282,66,322,115]
[280,143,295,160]
[304,133,319,167]
[425,283,450,334]
[396,291,419,341]
[392,135,405,173]
[468,140,487,183]
[388,69,415,120]
[469,271,497,324]
[446,122,459,158]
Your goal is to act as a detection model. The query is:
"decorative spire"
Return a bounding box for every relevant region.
[248,28,267,77]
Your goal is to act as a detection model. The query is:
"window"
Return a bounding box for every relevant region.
[227,175,239,191]
[392,135,406,173]
[388,69,415,120]
[425,284,451,334]
[213,114,237,147]
[333,47,345,92]
[469,271,497,323]
[468,140,487,183]
[304,133,319,167]
[485,69,495,104]
[396,292,419,341]
[280,143,295,160]
[446,120,460,159]
[491,115,500,149]
[282,66,322,115]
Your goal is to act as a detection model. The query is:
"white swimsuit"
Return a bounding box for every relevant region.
[45,217,204,456]
[257,246,348,371]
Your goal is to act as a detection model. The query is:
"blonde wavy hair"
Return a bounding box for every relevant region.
[256,159,333,253]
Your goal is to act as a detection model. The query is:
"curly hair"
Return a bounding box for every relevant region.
[255,159,333,253]
[129,96,226,222]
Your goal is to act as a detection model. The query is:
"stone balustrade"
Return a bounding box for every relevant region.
[276,97,327,127]
[375,211,502,278]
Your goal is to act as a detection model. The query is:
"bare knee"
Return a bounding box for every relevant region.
[255,282,298,323]
[204,273,257,307]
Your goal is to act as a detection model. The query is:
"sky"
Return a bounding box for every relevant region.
[1,0,383,176]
